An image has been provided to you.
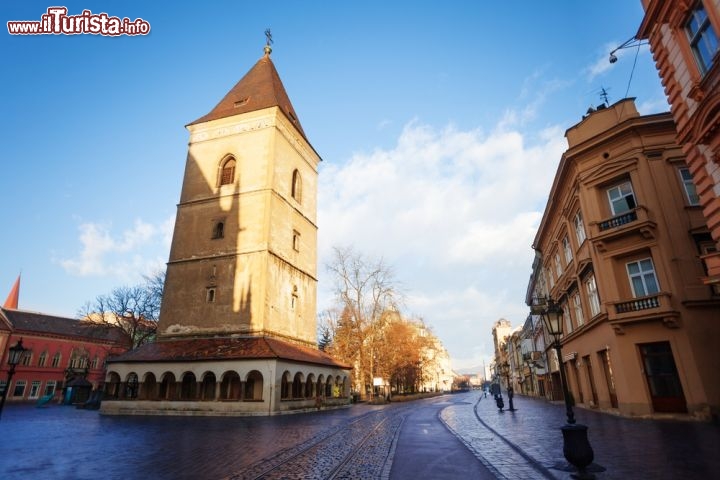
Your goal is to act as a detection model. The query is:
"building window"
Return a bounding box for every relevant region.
[38,351,47,367]
[44,380,56,396]
[21,351,31,366]
[554,253,562,277]
[607,181,636,215]
[212,221,225,239]
[585,274,601,316]
[29,381,41,399]
[679,168,700,206]
[563,236,573,264]
[51,352,61,368]
[291,169,302,202]
[564,302,573,334]
[686,2,719,74]
[219,157,236,186]
[0,380,5,396]
[91,356,99,369]
[547,267,555,288]
[13,380,26,398]
[574,212,586,245]
[573,292,585,327]
[627,258,660,297]
[206,287,216,303]
[291,285,298,310]
[292,230,300,252]
[70,354,88,369]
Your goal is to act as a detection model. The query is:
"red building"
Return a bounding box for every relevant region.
[0,278,127,405]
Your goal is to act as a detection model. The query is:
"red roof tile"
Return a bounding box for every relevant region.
[188,54,307,141]
[107,336,350,369]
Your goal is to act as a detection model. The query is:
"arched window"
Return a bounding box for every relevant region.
[245,370,264,401]
[180,372,197,400]
[220,371,241,400]
[291,169,302,202]
[201,372,216,401]
[280,371,291,399]
[125,373,139,399]
[220,158,236,186]
[212,221,224,239]
[292,372,304,399]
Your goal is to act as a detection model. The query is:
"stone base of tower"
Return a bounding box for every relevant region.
[100,336,352,417]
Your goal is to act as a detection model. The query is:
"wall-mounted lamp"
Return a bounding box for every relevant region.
[609,36,649,63]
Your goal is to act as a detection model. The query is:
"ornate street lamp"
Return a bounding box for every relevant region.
[541,299,596,479]
[0,339,27,420]
[501,361,517,412]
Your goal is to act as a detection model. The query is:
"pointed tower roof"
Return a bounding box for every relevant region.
[188,49,307,140]
[3,274,20,309]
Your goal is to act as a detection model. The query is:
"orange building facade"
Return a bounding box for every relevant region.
[528,99,719,420]
[638,0,720,289]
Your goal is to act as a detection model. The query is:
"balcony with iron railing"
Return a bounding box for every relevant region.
[608,292,679,334]
[590,205,657,253]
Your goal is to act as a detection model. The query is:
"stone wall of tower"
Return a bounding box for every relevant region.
[158,108,320,345]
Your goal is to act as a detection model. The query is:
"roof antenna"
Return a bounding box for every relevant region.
[600,87,610,106]
[264,28,273,56]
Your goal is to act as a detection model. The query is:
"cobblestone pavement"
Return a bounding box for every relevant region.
[442,390,720,479]
[1,392,718,479]
[227,409,404,479]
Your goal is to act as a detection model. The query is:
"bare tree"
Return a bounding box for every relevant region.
[326,246,401,399]
[78,270,165,350]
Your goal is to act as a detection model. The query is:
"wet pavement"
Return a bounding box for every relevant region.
[0,390,718,479]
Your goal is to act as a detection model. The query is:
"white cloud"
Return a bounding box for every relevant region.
[59,215,174,281]
[317,119,566,367]
[585,40,652,82]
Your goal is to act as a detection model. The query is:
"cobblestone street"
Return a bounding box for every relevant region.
[0,391,718,479]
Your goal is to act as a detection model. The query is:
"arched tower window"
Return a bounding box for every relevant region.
[212,221,224,239]
[220,157,236,186]
[291,169,302,202]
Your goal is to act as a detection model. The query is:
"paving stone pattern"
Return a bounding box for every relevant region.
[444,391,720,480]
[1,392,719,480]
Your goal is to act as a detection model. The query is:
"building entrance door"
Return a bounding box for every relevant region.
[639,341,687,413]
[583,355,598,407]
[599,349,618,408]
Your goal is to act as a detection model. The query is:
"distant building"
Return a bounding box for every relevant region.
[527,99,719,420]
[0,277,126,405]
[638,0,720,290]
[101,41,351,416]
[491,318,512,380]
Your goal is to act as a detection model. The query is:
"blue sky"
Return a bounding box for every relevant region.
[1,1,668,371]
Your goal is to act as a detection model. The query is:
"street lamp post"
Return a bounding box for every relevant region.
[540,299,595,479]
[501,362,517,412]
[0,338,27,420]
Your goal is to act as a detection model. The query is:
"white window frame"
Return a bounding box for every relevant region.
[574,212,586,245]
[44,380,57,396]
[29,380,41,399]
[679,167,700,206]
[573,292,585,327]
[547,267,555,288]
[585,274,601,316]
[563,236,573,264]
[607,181,636,216]
[554,253,562,277]
[626,258,660,297]
[13,380,27,398]
[686,2,719,75]
[564,302,574,334]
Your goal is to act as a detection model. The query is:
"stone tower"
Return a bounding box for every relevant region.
[102,42,349,417]
[158,45,320,347]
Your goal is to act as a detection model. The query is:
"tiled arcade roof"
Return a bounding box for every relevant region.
[107,335,350,369]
